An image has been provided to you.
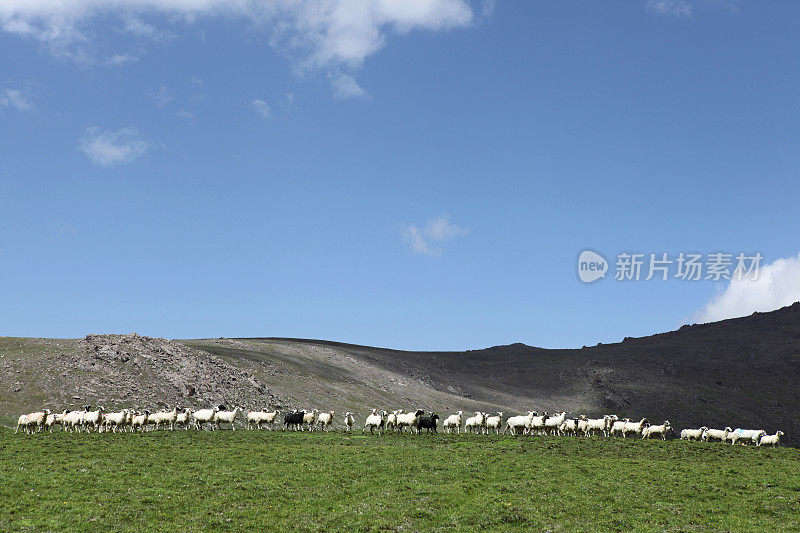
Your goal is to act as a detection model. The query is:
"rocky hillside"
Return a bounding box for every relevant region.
[2,303,799,443]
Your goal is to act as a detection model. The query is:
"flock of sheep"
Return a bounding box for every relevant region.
[12,406,785,447]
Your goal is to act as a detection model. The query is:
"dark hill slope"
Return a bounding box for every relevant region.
[1,304,798,442]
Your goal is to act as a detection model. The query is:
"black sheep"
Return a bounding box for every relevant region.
[284,410,305,431]
[417,413,440,434]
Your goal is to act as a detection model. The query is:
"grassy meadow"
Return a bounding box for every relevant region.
[1,428,799,531]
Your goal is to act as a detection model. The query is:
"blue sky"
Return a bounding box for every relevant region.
[1,1,799,350]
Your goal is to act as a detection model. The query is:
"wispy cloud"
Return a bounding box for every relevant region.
[0,87,34,111]
[121,15,175,41]
[646,0,693,17]
[402,215,469,256]
[0,0,475,96]
[149,86,174,107]
[330,71,367,100]
[694,252,800,323]
[251,98,272,119]
[105,53,138,66]
[79,127,149,166]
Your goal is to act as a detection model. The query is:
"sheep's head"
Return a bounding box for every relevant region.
[777,431,785,436]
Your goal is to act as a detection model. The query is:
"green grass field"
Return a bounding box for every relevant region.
[2,428,799,531]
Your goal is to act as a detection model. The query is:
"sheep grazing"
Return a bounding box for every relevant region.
[395,410,424,434]
[131,410,150,432]
[103,410,129,433]
[642,421,671,440]
[610,418,629,438]
[191,407,219,430]
[149,407,179,431]
[363,409,385,435]
[83,406,105,432]
[442,411,463,434]
[730,428,766,446]
[544,412,567,436]
[702,427,731,443]
[15,414,29,434]
[680,427,709,441]
[63,407,88,433]
[344,412,355,432]
[175,409,192,430]
[485,412,503,435]
[559,418,579,437]
[528,412,549,435]
[504,412,534,435]
[385,410,402,433]
[584,415,617,437]
[417,413,440,434]
[246,410,269,430]
[464,411,487,434]
[19,409,52,434]
[622,418,649,439]
[284,410,305,431]
[45,410,69,433]
[316,411,335,431]
[758,431,784,447]
[214,406,241,430]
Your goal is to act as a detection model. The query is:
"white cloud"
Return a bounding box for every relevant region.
[105,53,138,66]
[695,252,800,323]
[176,109,196,122]
[0,87,34,111]
[402,215,468,256]
[646,0,693,17]
[149,85,174,106]
[251,98,272,119]
[329,71,367,99]
[122,15,174,41]
[79,127,149,166]
[0,1,474,94]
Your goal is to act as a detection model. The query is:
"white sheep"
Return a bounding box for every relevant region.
[363,409,384,435]
[485,412,503,435]
[443,411,463,434]
[84,406,105,432]
[577,415,589,436]
[21,409,52,433]
[702,427,732,442]
[315,411,335,431]
[504,411,534,435]
[680,427,708,441]
[584,415,617,437]
[214,407,241,430]
[15,414,29,434]
[610,418,629,438]
[149,407,178,431]
[191,407,219,430]
[246,410,269,430]
[464,411,487,434]
[544,412,567,436]
[385,410,402,433]
[622,418,649,439]
[528,412,549,435]
[131,410,150,431]
[103,410,129,433]
[559,418,578,436]
[758,431,784,447]
[344,412,355,432]
[175,409,192,430]
[63,407,88,433]
[730,428,766,445]
[396,410,423,434]
[45,411,69,433]
[302,409,319,431]
[642,421,671,440]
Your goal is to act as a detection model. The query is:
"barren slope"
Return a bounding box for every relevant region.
[2,303,799,443]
